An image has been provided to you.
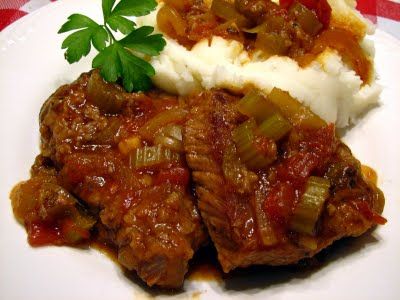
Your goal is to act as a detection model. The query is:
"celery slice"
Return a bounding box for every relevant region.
[129,145,180,169]
[290,176,331,235]
[237,90,276,123]
[211,0,251,28]
[255,32,291,56]
[232,119,275,169]
[267,88,326,129]
[257,113,292,141]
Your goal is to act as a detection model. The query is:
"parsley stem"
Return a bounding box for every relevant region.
[104,25,117,42]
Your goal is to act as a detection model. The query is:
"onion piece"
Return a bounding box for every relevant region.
[139,108,187,141]
[157,4,187,38]
[163,0,191,11]
[242,23,267,34]
[154,125,183,152]
[253,189,278,246]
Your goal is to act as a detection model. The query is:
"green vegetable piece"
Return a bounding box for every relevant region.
[290,176,331,235]
[130,145,180,168]
[257,113,292,141]
[232,119,275,169]
[267,88,326,129]
[289,2,322,36]
[87,70,127,114]
[211,0,251,28]
[59,0,166,92]
[237,90,276,123]
[255,32,291,56]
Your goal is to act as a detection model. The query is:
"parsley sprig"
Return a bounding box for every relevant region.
[58,0,165,92]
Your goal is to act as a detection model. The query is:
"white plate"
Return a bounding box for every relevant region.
[1,1,399,299]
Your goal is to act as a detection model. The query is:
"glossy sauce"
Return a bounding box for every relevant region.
[157,0,371,83]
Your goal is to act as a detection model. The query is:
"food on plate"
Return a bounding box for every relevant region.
[136,0,380,127]
[11,71,207,288]
[10,70,386,287]
[10,0,387,291]
[184,88,386,272]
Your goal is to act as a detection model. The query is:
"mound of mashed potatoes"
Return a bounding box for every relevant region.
[137,0,381,128]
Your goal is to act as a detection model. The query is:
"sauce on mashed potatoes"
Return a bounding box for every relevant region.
[136,0,380,128]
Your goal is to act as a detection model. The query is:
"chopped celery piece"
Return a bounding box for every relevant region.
[290,176,331,235]
[237,90,277,123]
[232,119,275,169]
[267,88,326,129]
[255,32,291,56]
[211,0,251,28]
[258,113,292,141]
[130,145,180,169]
[87,71,126,114]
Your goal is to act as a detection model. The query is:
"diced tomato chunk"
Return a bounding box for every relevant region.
[277,124,336,186]
[277,151,319,185]
[315,0,331,28]
[154,167,190,186]
[27,222,61,246]
[27,219,91,246]
[264,182,296,226]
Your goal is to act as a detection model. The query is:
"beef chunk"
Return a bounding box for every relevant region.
[184,89,385,272]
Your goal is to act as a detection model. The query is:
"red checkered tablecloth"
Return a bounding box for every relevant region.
[0,0,399,37]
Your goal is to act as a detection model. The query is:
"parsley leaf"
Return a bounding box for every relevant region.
[110,0,157,17]
[59,14,108,63]
[102,0,116,20]
[92,42,156,92]
[59,0,165,92]
[107,15,136,34]
[120,26,166,56]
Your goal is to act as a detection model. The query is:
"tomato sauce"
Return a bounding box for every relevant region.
[157,0,371,83]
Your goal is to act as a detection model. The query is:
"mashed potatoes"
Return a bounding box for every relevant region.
[137,0,381,128]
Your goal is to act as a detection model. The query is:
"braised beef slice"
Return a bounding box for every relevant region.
[14,72,207,288]
[184,90,384,272]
